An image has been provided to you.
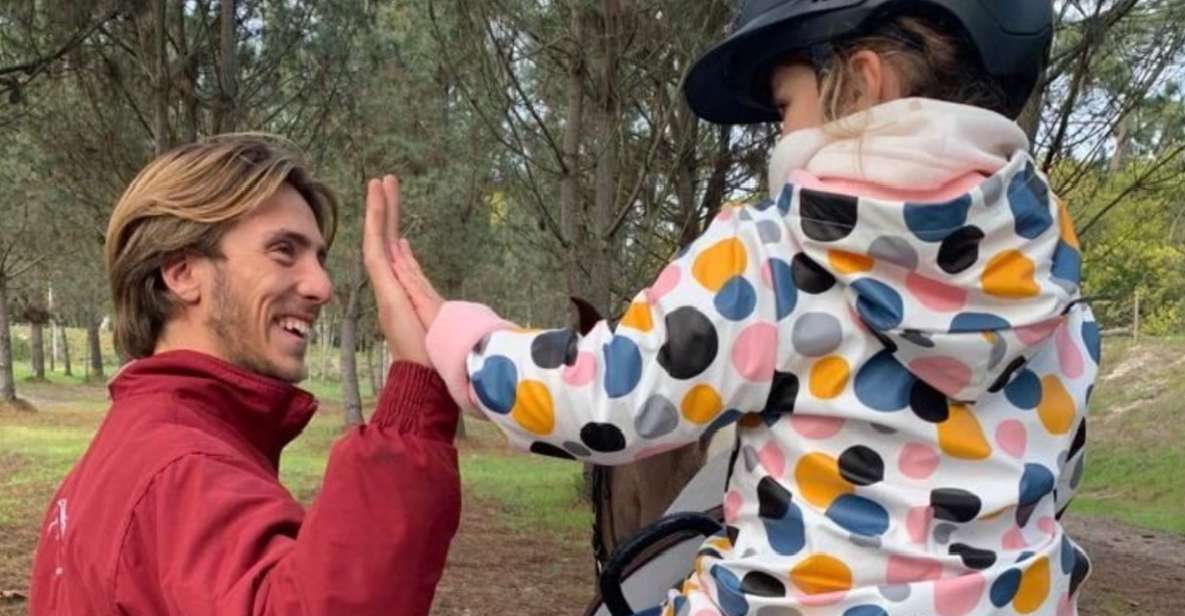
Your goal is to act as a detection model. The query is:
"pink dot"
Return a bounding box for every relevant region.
[887,555,943,585]
[1015,318,1060,345]
[1002,526,1028,550]
[724,490,743,524]
[716,208,734,222]
[906,273,968,313]
[695,610,721,616]
[645,265,681,303]
[909,356,973,398]
[899,442,940,479]
[906,505,933,543]
[790,414,845,439]
[1056,322,1085,378]
[1058,593,1076,616]
[934,573,986,616]
[758,441,786,477]
[794,590,847,607]
[562,351,597,387]
[761,261,774,289]
[995,420,1027,459]
[732,323,778,382]
[1038,516,1058,536]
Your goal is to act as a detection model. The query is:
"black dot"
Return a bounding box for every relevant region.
[839,445,885,486]
[938,226,986,274]
[727,525,740,546]
[910,380,949,423]
[757,476,792,520]
[792,254,836,294]
[530,329,579,369]
[799,189,858,242]
[657,306,719,379]
[579,423,626,453]
[989,356,1028,394]
[529,442,576,460]
[1069,546,1090,596]
[901,329,935,348]
[697,547,724,561]
[762,371,799,416]
[870,329,899,353]
[950,543,997,569]
[931,488,982,523]
[741,571,786,597]
[1068,420,1086,460]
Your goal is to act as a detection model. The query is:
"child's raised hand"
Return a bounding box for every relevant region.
[392,237,445,330]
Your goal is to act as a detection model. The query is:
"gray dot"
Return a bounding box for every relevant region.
[869,236,919,270]
[757,220,783,244]
[635,394,679,439]
[1057,449,1069,471]
[1070,457,1085,489]
[851,533,882,548]
[757,607,802,616]
[792,312,843,357]
[988,334,1007,370]
[742,548,759,558]
[738,208,754,221]
[880,583,911,602]
[742,446,760,472]
[871,422,897,435]
[981,175,1005,205]
[563,441,591,457]
[933,523,958,544]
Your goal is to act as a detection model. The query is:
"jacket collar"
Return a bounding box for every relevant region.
[108,350,318,468]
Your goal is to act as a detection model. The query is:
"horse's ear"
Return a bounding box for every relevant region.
[569,296,603,335]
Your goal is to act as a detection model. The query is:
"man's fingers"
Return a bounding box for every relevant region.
[382,175,401,249]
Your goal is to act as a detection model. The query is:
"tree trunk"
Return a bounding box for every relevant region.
[365,336,378,398]
[61,322,72,377]
[319,318,332,381]
[214,0,238,132]
[30,321,45,380]
[0,275,16,403]
[86,318,104,379]
[151,0,170,155]
[560,7,587,299]
[339,274,365,427]
[588,0,620,314]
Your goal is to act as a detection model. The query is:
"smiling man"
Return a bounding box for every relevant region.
[28,134,460,615]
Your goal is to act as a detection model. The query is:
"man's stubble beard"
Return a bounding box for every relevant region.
[207,265,307,383]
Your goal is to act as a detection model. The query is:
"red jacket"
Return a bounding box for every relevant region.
[29,350,461,615]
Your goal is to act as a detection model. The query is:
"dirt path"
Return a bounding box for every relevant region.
[1065,515,1185,615]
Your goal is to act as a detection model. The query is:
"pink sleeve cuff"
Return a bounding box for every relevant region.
[425,301,513,409]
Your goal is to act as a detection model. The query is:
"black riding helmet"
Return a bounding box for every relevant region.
[684,0,1053,124]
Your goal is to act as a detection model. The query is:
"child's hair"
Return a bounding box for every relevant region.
[816,14,1011,122]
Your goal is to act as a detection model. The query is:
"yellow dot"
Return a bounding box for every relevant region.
[510,380,555,436]
[1057,198,1081,250]
[794,453,854,508]
[1038,376,1075,435]
[982,250,1040,299]
[810,356,850,399]
[681,384,722,425]
[692,238,748,292]
[828,250,874,274]
[619,301,654,333]
[937,403,992,460]
[1013,556,1051,613]
[790,553,853,595]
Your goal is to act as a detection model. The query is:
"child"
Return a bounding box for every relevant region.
[393,1,1096,613]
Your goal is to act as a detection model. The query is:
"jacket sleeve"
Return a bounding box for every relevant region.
[113,362,461,616]
[426,201,796,465]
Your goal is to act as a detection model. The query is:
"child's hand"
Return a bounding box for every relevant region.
[392,237,445,330]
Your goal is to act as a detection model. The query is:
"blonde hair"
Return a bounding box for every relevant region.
[817,15,1009,123]
[106,133,338,359]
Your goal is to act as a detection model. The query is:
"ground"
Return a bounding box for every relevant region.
[2,337,1185,615]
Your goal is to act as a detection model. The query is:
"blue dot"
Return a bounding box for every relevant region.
[754,197,775,212]
[1051,241,1082,286]
[990,568,1022,607]
[473,356,517,414]
[950,312,1011,333]
[764,501,806,556]
[904,194,971,242]
[1082,321,1101,364]
[1060,535,1075,574]
[844,607,889,616]
[768,258,797,320]
[710,565,750,616]
[715,276,757,321]
[777,182,794,215]
[852,279,904,331]
[1004,369,1041,410]
[854,350,915,412]
[1019,463,1055,506]
[825,494,890,536]
[1008,163,1053,239]
[1016,551,1035,563]
[704,409,743,442]
[603,336,642,398]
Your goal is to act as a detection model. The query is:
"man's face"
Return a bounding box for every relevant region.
[200,185,332,382]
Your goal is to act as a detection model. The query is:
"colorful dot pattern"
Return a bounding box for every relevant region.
[464,151,1096,614]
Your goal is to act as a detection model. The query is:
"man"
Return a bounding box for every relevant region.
[29,134,459,614]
